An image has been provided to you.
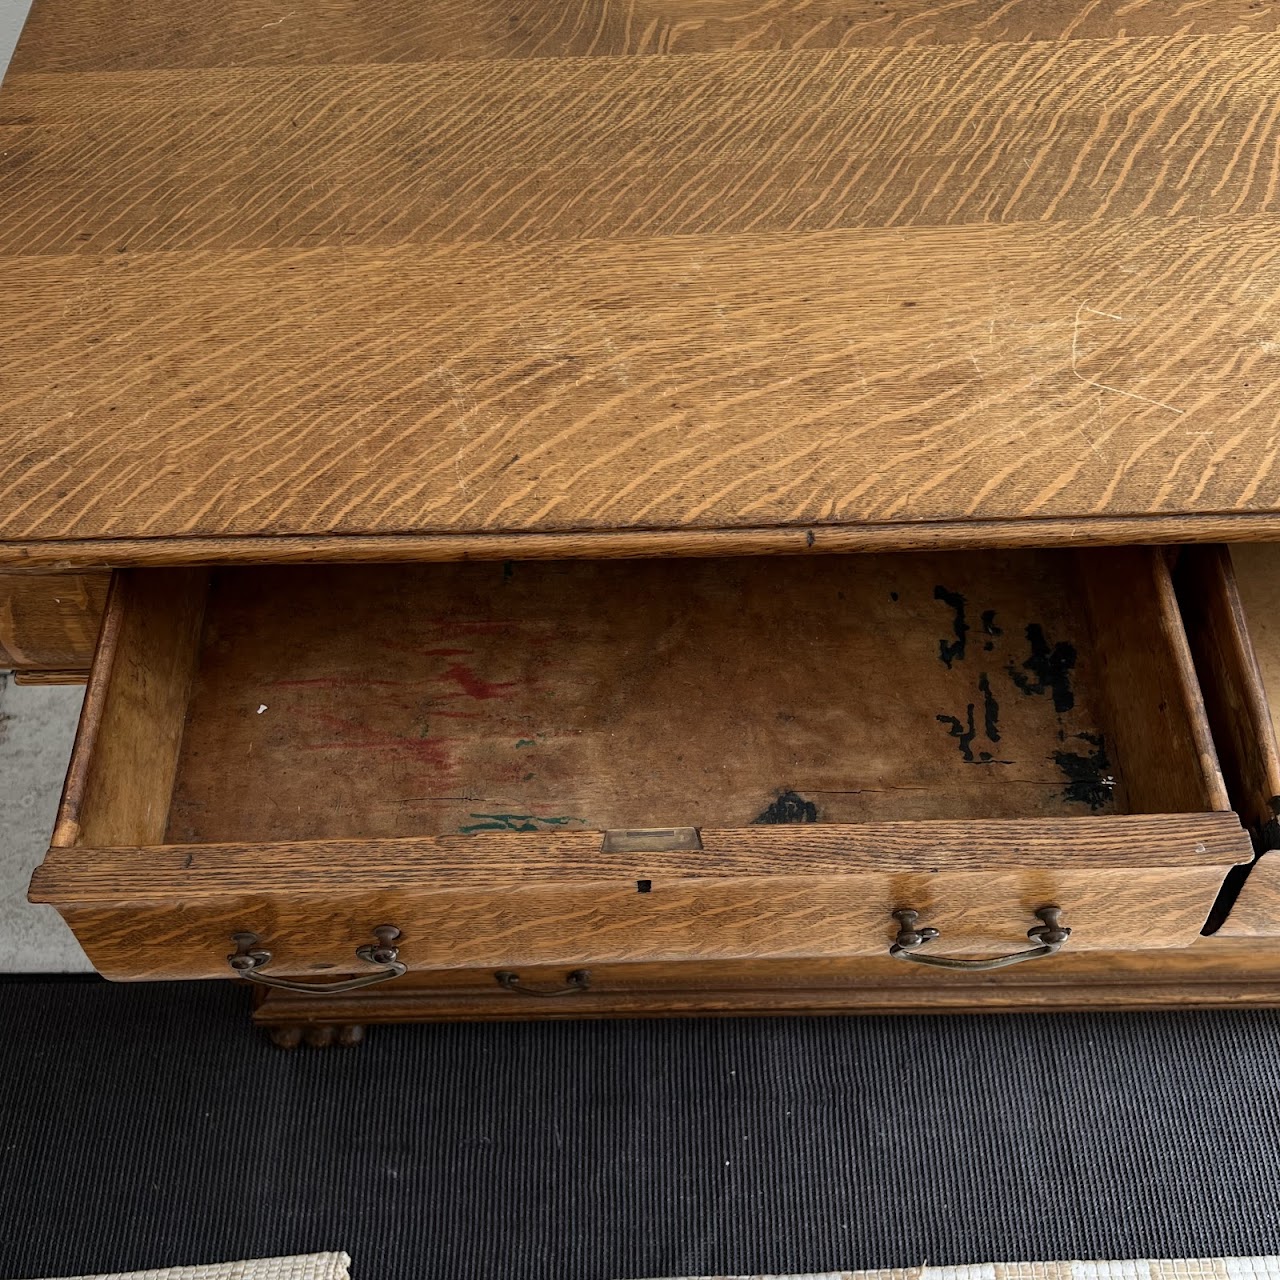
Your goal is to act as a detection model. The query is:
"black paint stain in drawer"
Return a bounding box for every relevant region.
[1054,732,1115,810]
[1009,623,1077,712]
[753,790,819,824]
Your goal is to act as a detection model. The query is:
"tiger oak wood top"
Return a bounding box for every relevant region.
[4,0,1280,566]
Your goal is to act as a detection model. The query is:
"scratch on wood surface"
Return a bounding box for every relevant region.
[428,367,478,495]
[1070,303,1185,415]
[1074,404,1108,460]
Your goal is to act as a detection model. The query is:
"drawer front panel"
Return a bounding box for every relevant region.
[0,571,108,675]
[250,937,1280,1025]
[31,816,1249,981]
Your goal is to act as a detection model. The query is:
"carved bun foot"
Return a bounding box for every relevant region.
[263,1023,367,1048]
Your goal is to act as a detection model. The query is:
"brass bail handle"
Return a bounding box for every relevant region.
[228,925,408,994]
[889,906,1070,970]
[494,969,592,997]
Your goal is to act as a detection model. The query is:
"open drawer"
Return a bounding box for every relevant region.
[30,548,1251,989]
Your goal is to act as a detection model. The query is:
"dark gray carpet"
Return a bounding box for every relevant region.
[2,979,1279,1280]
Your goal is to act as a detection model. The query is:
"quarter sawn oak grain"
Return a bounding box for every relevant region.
[3,5,1280,560]
[28,815,1250,980]
[12,0,1280,71]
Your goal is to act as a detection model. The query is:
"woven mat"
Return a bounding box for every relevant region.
[12,1254,350,1280]
[640,1258,1280,1280]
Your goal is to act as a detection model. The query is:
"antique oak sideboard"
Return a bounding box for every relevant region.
[4,0,1280,1044]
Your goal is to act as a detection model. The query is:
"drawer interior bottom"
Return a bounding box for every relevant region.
[57,548,1218,847]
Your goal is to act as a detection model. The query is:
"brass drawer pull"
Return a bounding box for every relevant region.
[228,926,407,994]
[889,906,1070,970]
[495,969,591,997]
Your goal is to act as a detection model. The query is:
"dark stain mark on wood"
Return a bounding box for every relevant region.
[806,529,816,547]
[459,813,584,834]
[938,673,1009,764]
[752,790,819,824]
[937,705,978,761]
[890,592,899,602]
[981,608,1002,651]
[1053,732,1115,810]
[441,663,517,700]
[979,672,1000,743]
[1009,623,1077,712]
[934,586,969,668]
[502,560,515,584]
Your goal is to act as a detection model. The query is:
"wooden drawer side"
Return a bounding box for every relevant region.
[1081,547,1230,816]
[1176,544,1280,843]
[52,569,208,849]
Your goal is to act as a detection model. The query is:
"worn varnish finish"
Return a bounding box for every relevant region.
[0,572,107,675]
[30,549,1252,982]
[5,5,1280,561]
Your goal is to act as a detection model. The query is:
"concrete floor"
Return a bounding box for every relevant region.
[1,0,93,971]
[1,0,29,75]
[0,676,92,970]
